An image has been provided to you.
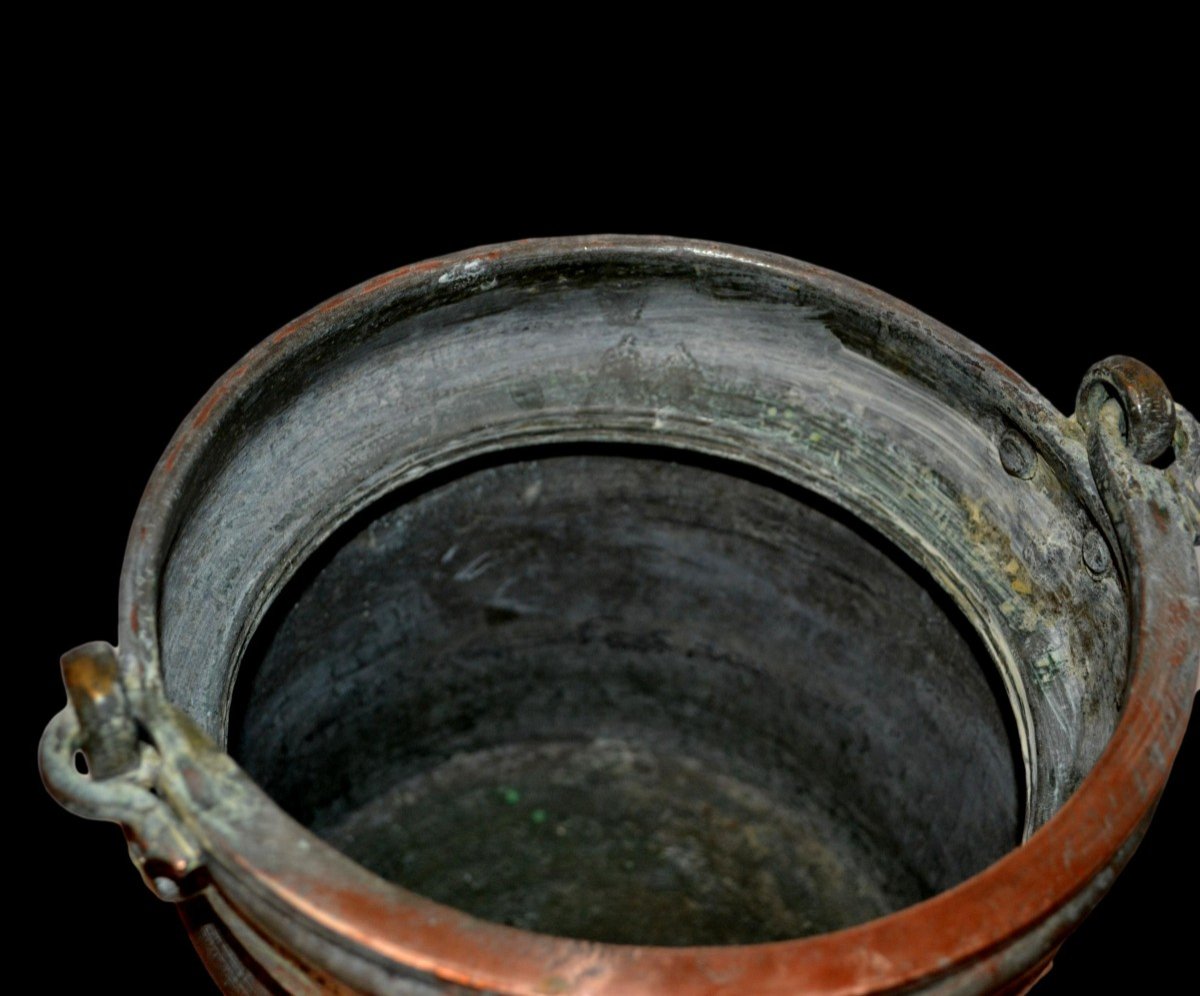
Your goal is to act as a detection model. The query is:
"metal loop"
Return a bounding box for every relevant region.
[39,706,203,901]
[1075,355,1176,465]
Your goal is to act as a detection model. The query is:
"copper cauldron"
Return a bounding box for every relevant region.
[40,237,1199,994]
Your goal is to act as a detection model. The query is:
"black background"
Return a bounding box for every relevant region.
[22,163,1195,992]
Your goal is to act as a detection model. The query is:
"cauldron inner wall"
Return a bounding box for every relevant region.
[229,448,1022,946]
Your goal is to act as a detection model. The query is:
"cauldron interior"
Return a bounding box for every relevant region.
[229,445,1022,946]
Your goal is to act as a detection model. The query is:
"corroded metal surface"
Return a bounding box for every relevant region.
[39,236,1199,994]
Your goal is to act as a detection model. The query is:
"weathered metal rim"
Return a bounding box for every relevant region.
[117,236,1196,992]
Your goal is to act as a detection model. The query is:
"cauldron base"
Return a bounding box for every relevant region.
[318,736,908,945]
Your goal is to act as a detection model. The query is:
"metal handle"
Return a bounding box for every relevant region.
[38,642,203,900]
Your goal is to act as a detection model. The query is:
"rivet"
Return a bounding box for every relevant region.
[1083,530,1111,578]
[999,429,1037,480]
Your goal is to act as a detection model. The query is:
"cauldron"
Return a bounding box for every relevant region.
[40,237,1199,993]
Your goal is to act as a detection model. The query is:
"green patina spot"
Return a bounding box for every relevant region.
[531,808,548,824]
[498,787,521,805]
[1032,648,1067,688]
